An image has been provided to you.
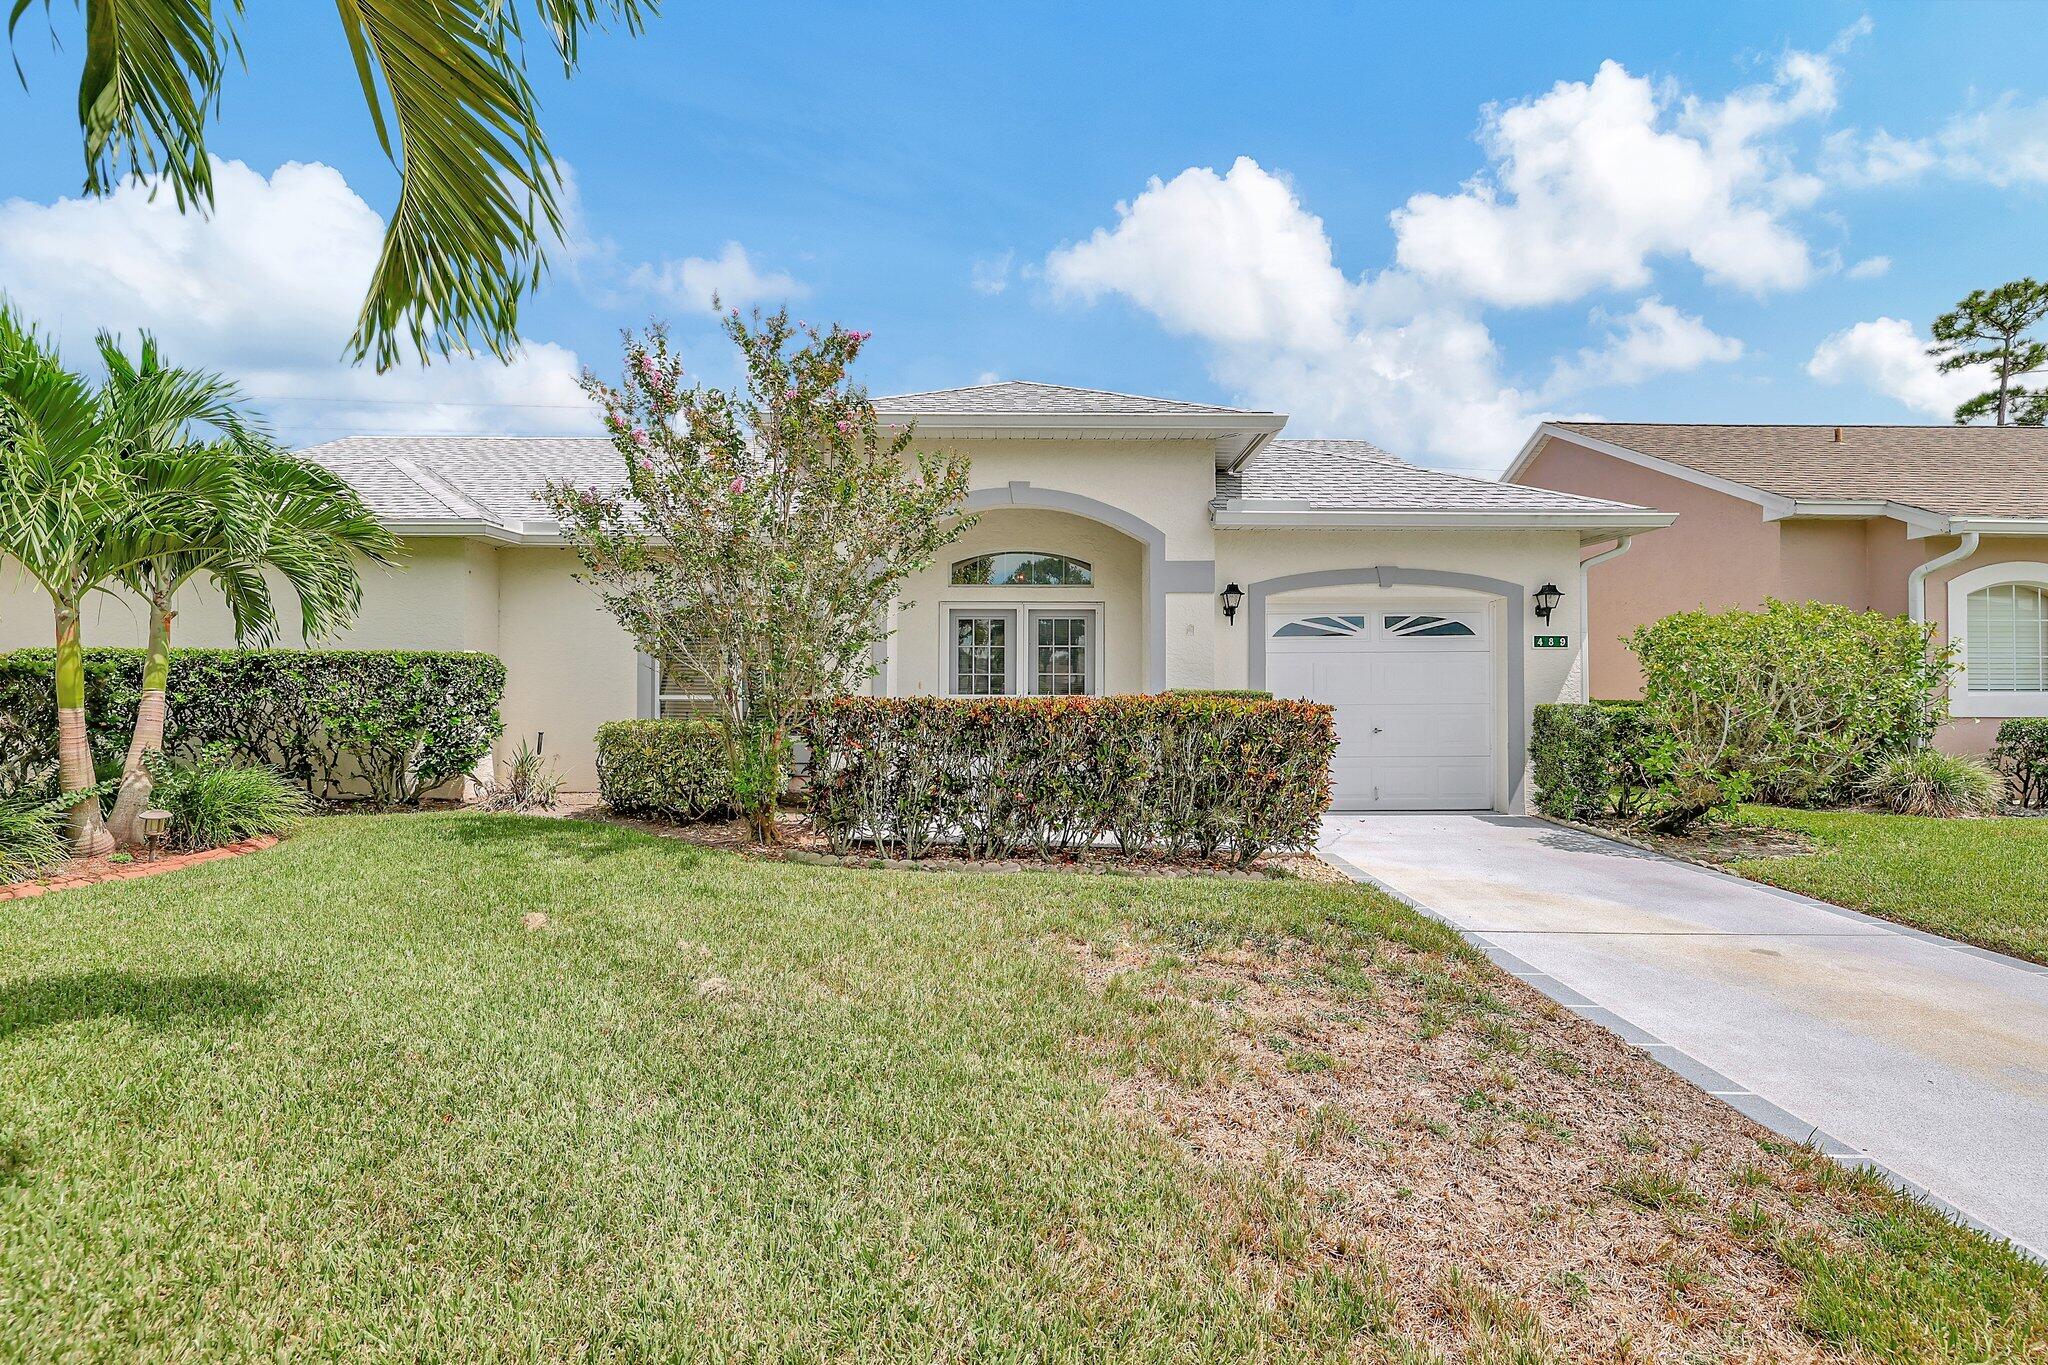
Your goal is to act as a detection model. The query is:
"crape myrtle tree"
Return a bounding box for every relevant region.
[1928,278,2048,426]
[545,311,974,842]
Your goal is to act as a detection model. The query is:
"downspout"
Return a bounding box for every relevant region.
[1576,535,1635,703]
[1908,530,1978,626]
[1908,530,1978,750]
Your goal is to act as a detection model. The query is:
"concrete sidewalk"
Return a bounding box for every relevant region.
[1319,812,2048,1260]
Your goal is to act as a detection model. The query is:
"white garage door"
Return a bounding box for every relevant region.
[1267,608,1496,811]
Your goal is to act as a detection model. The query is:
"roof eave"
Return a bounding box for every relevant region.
[879,409,1288,467]
[384,518,567,546]
[1211,505,1677,534]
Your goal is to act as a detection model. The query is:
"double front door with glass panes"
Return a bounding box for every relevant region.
[948,607,1098,695]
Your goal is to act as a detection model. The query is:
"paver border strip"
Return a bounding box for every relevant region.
[1313,830,2046,1263]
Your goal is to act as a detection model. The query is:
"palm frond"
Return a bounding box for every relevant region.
[335,0,656,369]
[66,0,240,204]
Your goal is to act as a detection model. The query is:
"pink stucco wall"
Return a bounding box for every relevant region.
[1519,437,1792,697]
[1517,436,2045,749]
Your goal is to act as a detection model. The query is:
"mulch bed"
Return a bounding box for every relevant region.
[578,805,1336,882]
[1073,933,1900,1361]
[1,834,280,902]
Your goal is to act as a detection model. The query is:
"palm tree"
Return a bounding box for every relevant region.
[0,311,236,854]
[10,1,657,370]
[101,387,398,844]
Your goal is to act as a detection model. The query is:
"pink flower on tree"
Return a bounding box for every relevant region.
[638,354,659,381]
[631,427,650,447]
[835,419,855,434]
[730,476,747,494]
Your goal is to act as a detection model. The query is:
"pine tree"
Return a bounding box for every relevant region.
[1927,278,2048,425]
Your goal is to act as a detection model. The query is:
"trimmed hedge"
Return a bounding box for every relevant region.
[0,649,504,805]
[1993,718,2048,809]
[1530,700,1654,822]
[595,719,737,821]
[798,695,1335,865]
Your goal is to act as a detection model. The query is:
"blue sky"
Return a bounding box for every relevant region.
[2,1,2045,470]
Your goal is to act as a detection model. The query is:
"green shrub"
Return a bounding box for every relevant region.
[146,750,307,850]
[1531,704,1612,820]
[798,695,1335,865]
[0,797,67,883]
[1531,701,1657,821]
[1860,750,2002,818]
[1164,688,1273,699]
[0,649,505,805]
[1627,602,1951,832]
[595,720,737,822]
[475,735,563,813]
[1992,719,2048,809]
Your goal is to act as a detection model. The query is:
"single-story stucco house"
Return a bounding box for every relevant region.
[1507,422,2048,753]
[0,382,1672,809]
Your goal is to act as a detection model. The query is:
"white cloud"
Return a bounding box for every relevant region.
[627,241,806,314]
[1046,158,1353,352]
[0,158,595,439]
[1389,45,1843,307]
[1806,316,1987,419]
[1844,254,1891,280]
[970,251,1014,296]
[1045,158,1559,467]
[1825,93,2048,188]
[1545,297,1743,396]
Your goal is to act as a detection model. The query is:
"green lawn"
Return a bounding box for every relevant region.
[0,814,2039,1360]
[1733,806,2048,965]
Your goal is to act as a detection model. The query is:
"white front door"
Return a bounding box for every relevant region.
[1267,608,1496,811]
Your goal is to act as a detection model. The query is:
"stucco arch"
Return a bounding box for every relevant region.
[1245,566,1528,807]
[954,481,1213,692]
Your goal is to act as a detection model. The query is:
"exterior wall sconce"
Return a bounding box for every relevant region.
[1533,582,1563,622]
[1219,583,1244,623]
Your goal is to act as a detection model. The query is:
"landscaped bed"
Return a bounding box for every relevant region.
[1639,805,2048,968]
[0,813,2039,1360]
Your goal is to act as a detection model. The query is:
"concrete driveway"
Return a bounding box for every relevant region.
[1319,812,2048,1260]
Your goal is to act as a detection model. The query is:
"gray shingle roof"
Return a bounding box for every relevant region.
[298,436,619,529]
[1544,423,2048,519]
[300,428,1652,532]
[1219,440,1646,514]
[873,380,1266,417]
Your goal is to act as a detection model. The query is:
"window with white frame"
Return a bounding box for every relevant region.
[947,607,1098,696]
[1966,583,2048,692]
[1950,562,2048,717]
[657,646,719,717]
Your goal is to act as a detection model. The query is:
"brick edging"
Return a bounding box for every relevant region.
[0,834,281,902]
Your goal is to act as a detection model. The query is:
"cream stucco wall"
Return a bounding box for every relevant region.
[889,509,1146,696]
[1213,527,1593,810]
[0,537,479,652]
[3,435,1612,805]
[494,547,639,789]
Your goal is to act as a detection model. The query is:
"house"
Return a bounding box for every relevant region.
[1507,422,2048,752]
[0,383,1670,809]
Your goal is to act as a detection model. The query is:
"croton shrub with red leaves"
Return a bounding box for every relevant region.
[797,695,1335,865]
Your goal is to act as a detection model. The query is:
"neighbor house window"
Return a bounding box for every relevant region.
[947,607,1099,695]
[658,647,719,718]
[1966,583,2048,693]
[951,552,1092,586]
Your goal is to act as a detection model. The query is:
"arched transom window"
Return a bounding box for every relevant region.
[1966,582,2048,693]
[951,551,1093,586]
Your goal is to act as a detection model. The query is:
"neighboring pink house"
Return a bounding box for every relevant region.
[1506,423,2048,753]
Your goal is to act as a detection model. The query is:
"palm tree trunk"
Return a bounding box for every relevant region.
[107,595,174,848]
[54,598,114,857]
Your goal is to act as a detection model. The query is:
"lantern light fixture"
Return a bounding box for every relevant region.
[1533,582,1564,622]
[1219,583,1244,623]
